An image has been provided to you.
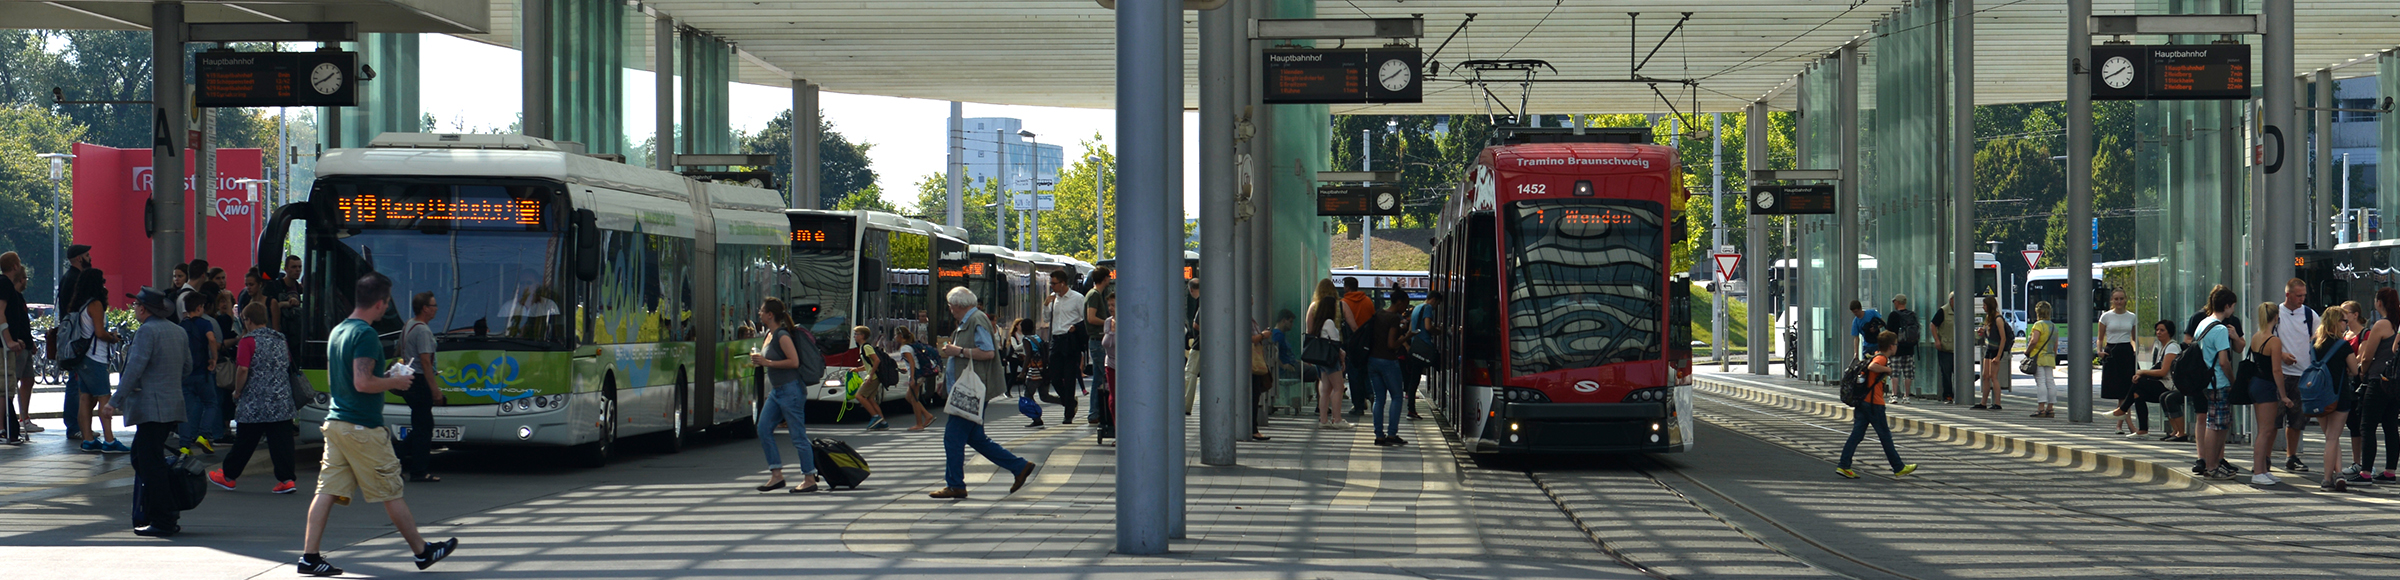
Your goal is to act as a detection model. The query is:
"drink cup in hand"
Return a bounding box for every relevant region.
[387,361,416,378]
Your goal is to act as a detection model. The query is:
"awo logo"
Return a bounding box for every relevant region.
[1572,380,1600,393]
[215,196,252,218]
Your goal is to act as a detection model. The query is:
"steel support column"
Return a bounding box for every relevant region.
[996,129,1010,246]
[1836,44,1860,366]
[2066,0,2095,423]
[521,0,551,139]
[1199,1,1240,466]
[151,1,186,284]
[1951,0,1978,406]
[796,81,821,209]
[1711,112,1726,369]
[1114,0,1176,555]
[2313,69,2332,249]
[654,16,673,171]
[2261,0,2296,293]
[1746,102,1770,375]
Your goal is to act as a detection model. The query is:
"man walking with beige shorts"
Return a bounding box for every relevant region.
[296,272,457,576]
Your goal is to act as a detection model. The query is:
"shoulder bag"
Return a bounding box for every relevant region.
[2018,324,2045,375]
[944,359,988,424]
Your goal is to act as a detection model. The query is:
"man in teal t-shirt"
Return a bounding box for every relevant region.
[297,272,456,577]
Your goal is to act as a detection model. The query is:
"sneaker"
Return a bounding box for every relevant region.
[271,480,298,494]
[866,417,889,431]
[2343,462,2366,476]
[2342,471,2375,486]
[1333,421,1355,430]
[2207,466,2239,480]
[1894,464,1919,477]
[2323,477,2349,492]
[208,469,236,491]
[1835,467,1860,479]
[2378,471,2398,483]
[132,524,179,537]
[415,538,458,570]
[1371,436,1393,447]
[2250,473,2282,486]
[1969,404,1988,410]
[22,421,44,433]
[80,440,102,453]
[101,440,131,454]
[2286,456,2309,472]
[1390,436,1408,446]
[297,554,344,577]
[2192,459,2208,476]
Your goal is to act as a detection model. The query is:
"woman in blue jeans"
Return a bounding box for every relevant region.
[750,298,821,493]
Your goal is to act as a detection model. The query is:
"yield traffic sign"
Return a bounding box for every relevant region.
[2021,248,2044,269]
[1713,253,1742,280]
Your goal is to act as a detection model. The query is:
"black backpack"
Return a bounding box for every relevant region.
[1888,310,1921,353]
[1860,316,1888,347]
[1838,359,1874,407]
[2171,321,2222,400]
[868,345,899,387]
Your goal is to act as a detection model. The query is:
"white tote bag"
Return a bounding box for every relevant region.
[945,363,988,424]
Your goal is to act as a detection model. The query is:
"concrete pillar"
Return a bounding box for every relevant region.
[1114,0,1176,554]
[2313,69,2332,249]
[795,81,821,209]
[1746,102,1769,375]
[1198,0,1240,466]
[655,16,673,171]
[2065,0,2094,423]
[1951,0,1978,405]
[948,102,964,228]
[152,1,186,284]
[522,0,551,139]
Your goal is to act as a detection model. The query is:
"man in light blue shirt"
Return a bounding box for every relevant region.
[2192,285,2243,481]
[932,286,1036,500]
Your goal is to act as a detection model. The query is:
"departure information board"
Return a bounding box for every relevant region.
[1263,48,1421,105]
[195,51,358,108]
[2091,44,2249,101]
[1749,185,1836,215]
[1317,185,1402,216]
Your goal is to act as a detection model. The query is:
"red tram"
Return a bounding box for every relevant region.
[1428,128,1694,454]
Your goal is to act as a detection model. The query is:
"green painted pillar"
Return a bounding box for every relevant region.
[327,33,419,148]
[521,0,627,154]
[1260,0,1331,323]
[679,32,732,162]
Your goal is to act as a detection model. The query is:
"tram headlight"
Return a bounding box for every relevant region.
[1623,387,1674,403]
[1501,387,1551,403]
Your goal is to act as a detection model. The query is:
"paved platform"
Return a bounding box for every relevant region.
[1695,369,2355,492]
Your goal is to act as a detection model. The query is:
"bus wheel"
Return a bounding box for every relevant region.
[576,381,618,468]
[660,377,688,454]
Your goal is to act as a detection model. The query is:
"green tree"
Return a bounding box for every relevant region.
[1027,138,1114,260]
[738,109,875,209]
[832,184,897,213]
[0,31,65,106]
[0,104,87,301]
[911,172,1003,245]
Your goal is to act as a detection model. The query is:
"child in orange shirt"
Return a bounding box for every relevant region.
[1839,330,1921,479]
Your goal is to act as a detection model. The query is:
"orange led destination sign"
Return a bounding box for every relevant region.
[787,215,855,250]
[336,194,546,230]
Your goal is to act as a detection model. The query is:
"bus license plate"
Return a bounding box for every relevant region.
[430,426,463,442]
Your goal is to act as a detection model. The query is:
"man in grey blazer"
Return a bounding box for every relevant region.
[105,286,191,537]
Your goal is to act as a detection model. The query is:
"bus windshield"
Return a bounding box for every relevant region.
[1504,200,1665,374]
[312,177,569,347]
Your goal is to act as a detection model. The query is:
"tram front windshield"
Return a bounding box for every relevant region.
[1504,200,1665,375]
[318,178,568,347]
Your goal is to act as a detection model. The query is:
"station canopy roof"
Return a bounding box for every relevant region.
[9,0,2400,113]
[0,0,488,35]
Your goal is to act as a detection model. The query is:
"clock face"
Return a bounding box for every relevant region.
[1375,191,1397,211]
[2100,56,2135,90]
[310,63,344,95]
[1377,59,1412,92]
[1755,192,1776,209]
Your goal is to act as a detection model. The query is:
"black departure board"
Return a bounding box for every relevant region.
[2091,44,2249,101]
[195,51,358,108]
[1263,48,1421,105]
[1750,185,1836,215]
[1317,185,1401,216]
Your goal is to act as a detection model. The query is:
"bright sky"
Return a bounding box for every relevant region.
[419,35,1202,217]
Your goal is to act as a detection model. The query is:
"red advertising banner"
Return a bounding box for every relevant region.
[69,143,265,308]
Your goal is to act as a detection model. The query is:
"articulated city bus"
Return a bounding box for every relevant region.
[259,133,789,467]
[785,209,968,413]
[1427,127,1692,454]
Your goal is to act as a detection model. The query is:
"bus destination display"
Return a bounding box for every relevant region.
[788,215,856,249]
[2091,44,2249,101]
[336,194,548,230]
[1263,48,1421,105]
[196,51,359,108]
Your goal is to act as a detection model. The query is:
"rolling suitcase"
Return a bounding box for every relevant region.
[810,437,871,490]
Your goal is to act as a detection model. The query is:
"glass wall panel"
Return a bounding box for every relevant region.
[1799,60,1840,380]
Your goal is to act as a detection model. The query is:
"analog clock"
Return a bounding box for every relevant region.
[1378,59,1413,92]
[1754,191,1777,210]
[310,62,344,95]
[1374,191,1398,212]
[2100,56,2135,90]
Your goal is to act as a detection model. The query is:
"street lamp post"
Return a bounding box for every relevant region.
[1091,155,1107,260]
[1021,129,1040,252]
[37,153,74,304]
[236,178,271,260]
